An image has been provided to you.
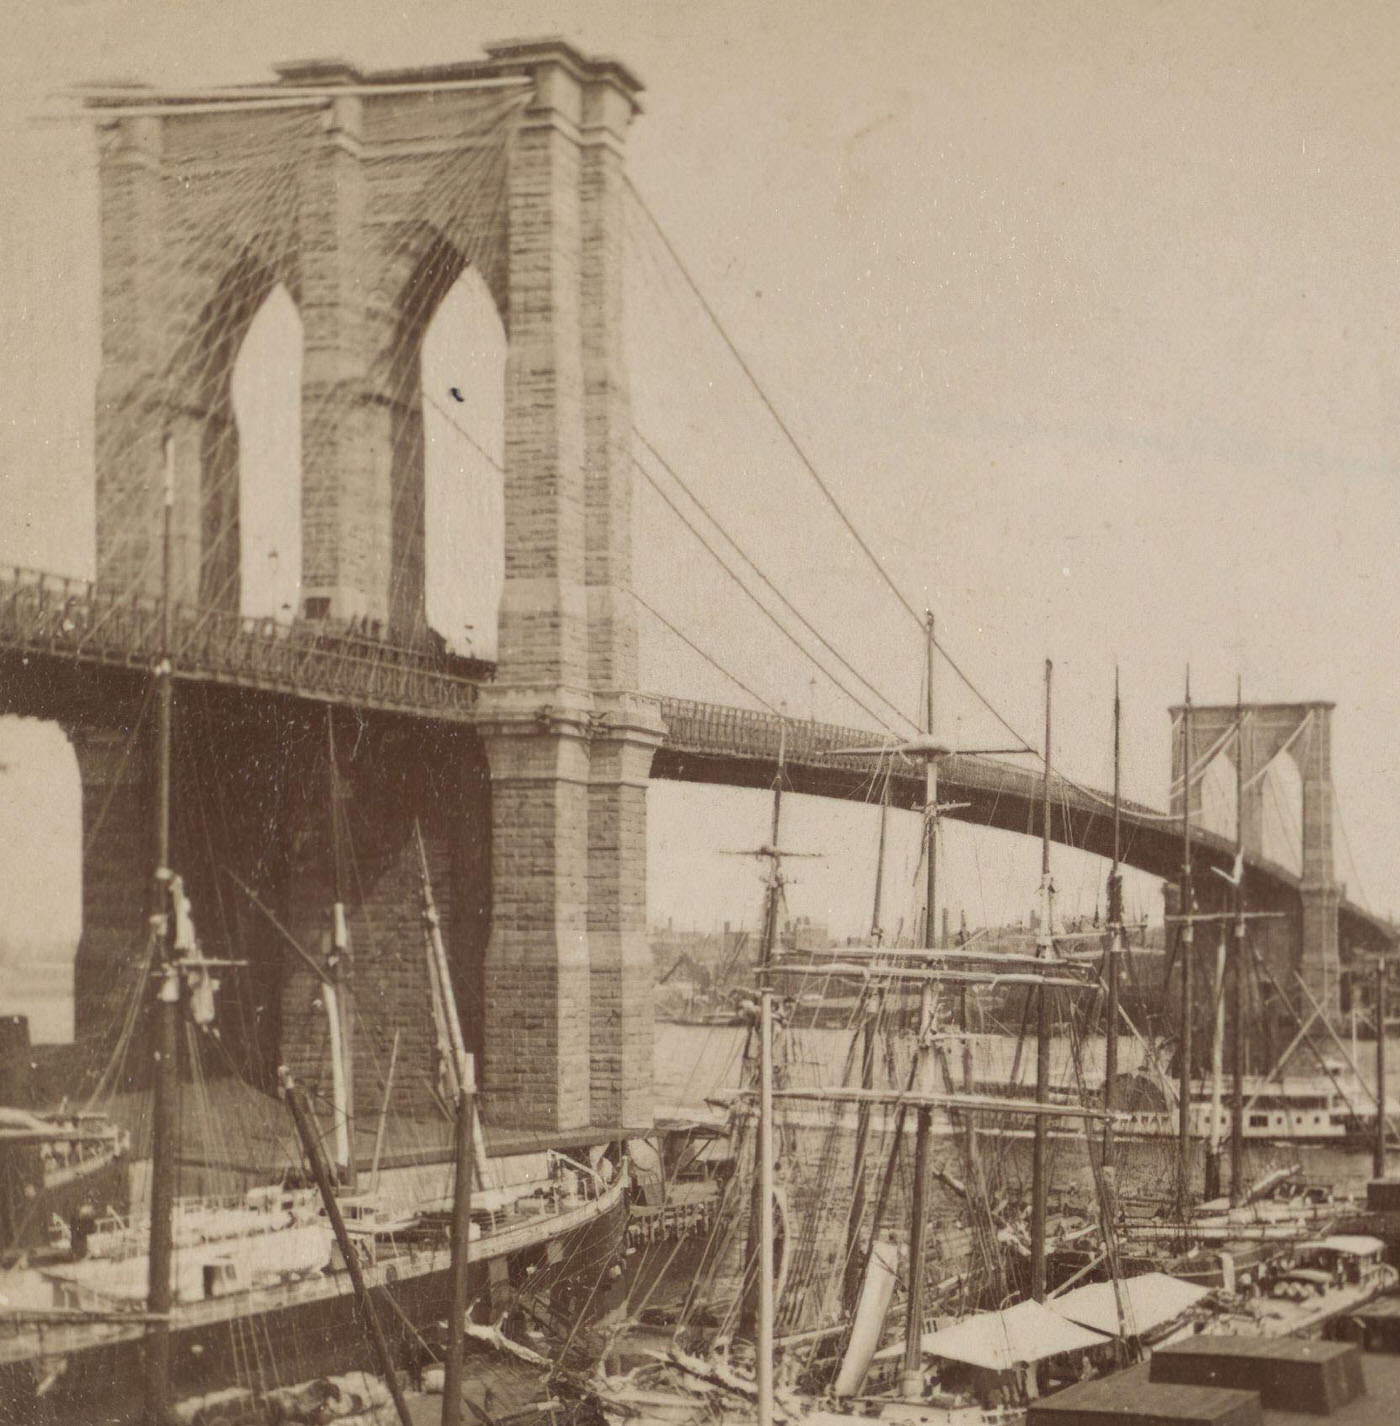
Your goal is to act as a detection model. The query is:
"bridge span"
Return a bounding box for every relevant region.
[3,567,1387,959]
[652,696,1395,958]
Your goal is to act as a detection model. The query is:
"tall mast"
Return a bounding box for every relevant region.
[283,1069,412,1426]
[1204,680,1229,1202]
[1205,930,1226,1201]
[1030,658,1053,1302]
[870,763,890,943]
[842,990,879,1316]
[1229,678,1246,1203]
[441,1045,478,1426]
[901,612,938,1398]
[760,725,786,984]
[1177,671,1195,1219]
[757,988,776,1426]
[743,726,787,1339]
[326,711,355,1188]
[1104,670,1122,1153]
[955,658,979,1291]
[1375,959,1388,1182]
[415,824,488,1187]
[924,614,937,950]
[846,765,890,1308]
[144,434,179,1425]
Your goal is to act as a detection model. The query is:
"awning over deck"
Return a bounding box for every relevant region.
[876,1299,1105,1371]
[1048,1272,1208,1337]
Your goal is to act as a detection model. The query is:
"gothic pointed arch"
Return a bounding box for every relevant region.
[171,246,304,615]
[368,226,505,646]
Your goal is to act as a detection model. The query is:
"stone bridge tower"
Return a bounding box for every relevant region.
[1171,701,1341,1023]
[87,39,661,1132]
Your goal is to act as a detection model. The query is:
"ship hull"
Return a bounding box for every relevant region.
[0,1177,628,1424]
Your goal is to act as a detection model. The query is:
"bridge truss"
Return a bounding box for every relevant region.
[1,566,1390,956]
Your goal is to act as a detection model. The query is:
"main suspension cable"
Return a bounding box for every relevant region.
[635,429,917,733]
[626,178,1035,753]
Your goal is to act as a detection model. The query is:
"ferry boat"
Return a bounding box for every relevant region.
[1201,1234,1398,1340]
[1110,1068,1396,1146]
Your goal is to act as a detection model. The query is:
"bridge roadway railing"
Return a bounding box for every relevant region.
[0,566,482,720]
[656,692,1263,870]
[653,696,1395,951]
[1,574,1390,949]
[654,694,1166,822]
[655,696,900,774]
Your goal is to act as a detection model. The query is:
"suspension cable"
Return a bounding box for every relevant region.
[637,428,917,730]
[634,462,895,731]
[627,177,1035,752]
[632,590,780,715]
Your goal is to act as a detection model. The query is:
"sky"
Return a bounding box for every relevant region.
[2,1,1399,1030]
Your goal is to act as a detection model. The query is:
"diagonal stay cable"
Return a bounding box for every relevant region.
[635,428,918,734]
[635,453,900,732]
[424,388,504,472]
[632,589,780,715]
[627,178,1034,753]
[424,373,898,732]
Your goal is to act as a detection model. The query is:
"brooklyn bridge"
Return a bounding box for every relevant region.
[0,39,1390,1140]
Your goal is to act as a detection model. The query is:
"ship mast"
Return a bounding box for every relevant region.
[1229,680,1246,1204]
[1177,670,1195,1219]
[757,987,776,1426]
[144,433,179,1425]
[871,762,890,944]
[1203,683,1242,1202]
[842,978,880,1315]
[1375,959,1389,1182]
[742,725,788,1337]
[1103,670,1122,1156]
[440,951,478,1424]
[842,758,891,1311]
[925,614,939,957]
[760,724,786,984]
[1030,658,1053,1302]
[416,823,487,1187]
[900,612,938,1399]
[325,711,355,1188]
[1205,931,1226,1199]
[282,1068,412,1426]
[1220,678,1243,1203]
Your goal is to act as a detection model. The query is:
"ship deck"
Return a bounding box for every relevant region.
[0,1175,627,1365]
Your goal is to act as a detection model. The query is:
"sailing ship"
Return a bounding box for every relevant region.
[1043,675,1400,1340]
[597,663,1399,1426]
[0,441,630,1424]
[596,649,1161,1424]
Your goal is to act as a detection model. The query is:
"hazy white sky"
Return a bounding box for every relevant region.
[2,1,1399,989]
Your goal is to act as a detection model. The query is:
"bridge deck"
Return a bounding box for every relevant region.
[0,570,1389,951]
[652,697,1393,952]
[0,567,482,721]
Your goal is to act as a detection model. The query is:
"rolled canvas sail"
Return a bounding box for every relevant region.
[831,1237,899,1397]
